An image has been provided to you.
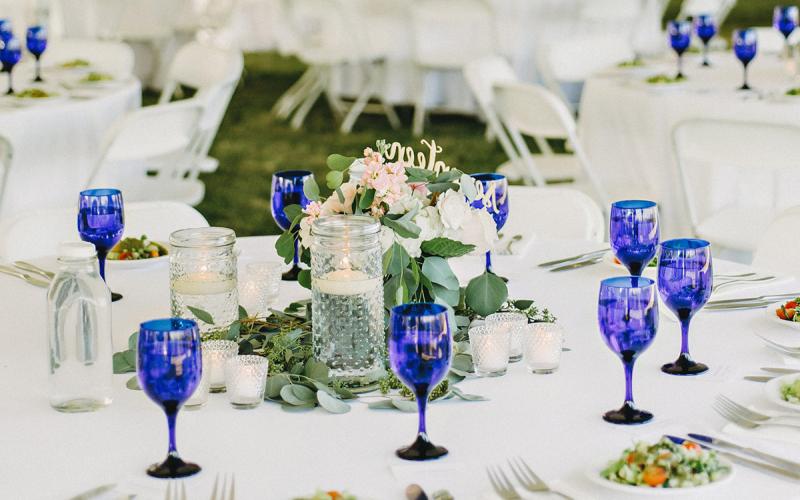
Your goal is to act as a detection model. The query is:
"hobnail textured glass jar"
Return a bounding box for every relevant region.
[170,227,238,335]
[311,215,384,390]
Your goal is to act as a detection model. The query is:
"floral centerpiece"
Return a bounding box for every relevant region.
[275,139,508,316]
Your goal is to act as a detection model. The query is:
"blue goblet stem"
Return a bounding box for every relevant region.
[679,318,691,357]
[677,54,684,78]
[5,68,12,95]
[416,390,428,436]
[623,359,635,405]
[741,63,750,90]
[293,238,299,267]
[484,251,492,273]
[97,249,108,281]
[702,43,710,66]
[165,403,179,456]
[34,55,41,82]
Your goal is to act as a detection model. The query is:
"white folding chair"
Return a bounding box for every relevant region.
[679,0,736,24]
[493,81,609,207]
[410,0,495,136]
[506,185,605,242]
[41,38,135,78]
[672,119,800,254]
[274,0,399,133]
[536,33,634,113]
[159,40,244,174]
[0,201,208,261]
[753,206,800,277]
[753,27,800,54]
[0,136,12,221]
[87,99,206,206]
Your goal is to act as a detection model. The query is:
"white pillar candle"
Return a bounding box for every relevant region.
[202,340,239,391]
[522,323,564,374]
[314,268,381,295]
[469,325,511,377]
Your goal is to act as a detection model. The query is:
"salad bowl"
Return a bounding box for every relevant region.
[765,300,800,331]
[765,374,800,412]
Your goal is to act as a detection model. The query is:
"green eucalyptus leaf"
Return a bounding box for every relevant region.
[326,170,344,190]
[265,373,291,398]
[421,257,459,290]
[447,371,465,384]
[465,271,508,317]
[513,299,534,310]
[125,375,141,390]
[451,353,474,373]
[333,385,355,399]
[187,306,214,325]
[127,332,138,351]
[303,176,320,201]
[112,351,136,374]
[449,386,488,401]
[281,402,316,413]
[425,182,459,193]
[421,238,475,258]
[434,170,462,183]
[283,204,303,224]
[431,283,459,306]
[392,399,419,412]
[275,231,296,264]
[460,174,478,201]
[238,340,253,355]
[317,390,351,414]
[227,321,241,341]
[238,305,248,320]
[382,217,421,239]
[405,167,436,180]
[280,383,316,405]
[298,269,312,289]
[304,359,329,383]
[327,154,356,171]
[384,242,410,276]
[367,399,396,410]
[359,188,375,210]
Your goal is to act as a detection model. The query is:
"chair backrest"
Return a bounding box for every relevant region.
[0,201,208,260]
[42,38,135,78]
[90,99,204,185]
[494,81,575,139]
[679,0,736,23]
[579,0,640,23]
[506,185,605,242]
[410,0,495,68]
[753,205,800,276]
[753,27,800,54]
[463,56,518,110]
[673,119,800,233]
[287,0,360,64]
[159,41,244,103]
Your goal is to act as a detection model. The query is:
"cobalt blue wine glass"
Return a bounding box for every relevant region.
[0,36,21,95]
[658,239,712,376]
[26,25,46,82]
[610,200,659,277]
[695,14,717,67]
[470,173,508,276]
[138,318,202,478]
[598,276,658,425]
[78,188,125,301]
[774,6,799,57]
[389,303,452,460]
[733,28,758,90]
[668,20,692,79]
[271,170,311,281]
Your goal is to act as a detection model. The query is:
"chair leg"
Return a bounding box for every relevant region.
[323,66,346,120]
[340,66,377,134]
[412,69,427,137]
[290,78,324,130]
[272,67,316,119]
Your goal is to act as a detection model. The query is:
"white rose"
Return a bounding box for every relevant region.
[321,182,358,214]
[396,235,423,258]
[448,208,498,254]
[388,185,422,215]
[438,189,471,230]
[415,205,444,242]
[298,217,314,249]
[380,225,395,252]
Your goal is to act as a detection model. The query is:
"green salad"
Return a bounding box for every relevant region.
[60,58,90,68]
[618,59,645,68]
[107,235,168,261]
[81,72,113,83]
[646,74,685,84]
[601,438,730,488]
[786,87,800,96]
[15,88,54,98]
[780,378,800,404]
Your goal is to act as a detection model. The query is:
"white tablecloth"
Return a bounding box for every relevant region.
[3,235,800,499]
[579,52,800,237]
[0,65,140,221]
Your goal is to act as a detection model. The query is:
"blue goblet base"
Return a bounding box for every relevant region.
[147,454,201,478]
[603,401,653,425]
[282,264,302,281]
[396,434,448,461]
[661,353,708,375]
[111,292,123,302]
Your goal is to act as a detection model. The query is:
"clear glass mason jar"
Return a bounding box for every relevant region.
[311,215,384,390]
[170,227,238,335]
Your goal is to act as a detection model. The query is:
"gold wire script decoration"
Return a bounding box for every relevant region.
[380,139,451,174]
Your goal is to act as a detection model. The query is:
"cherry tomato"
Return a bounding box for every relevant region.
[642,465,668,487]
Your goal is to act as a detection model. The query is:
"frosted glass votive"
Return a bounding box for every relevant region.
[225,355,269,409]
[522,323,564,374]
[469,325,511,377]
[238,261,282,317]
[203,339,239,392]
[486,312,528,362]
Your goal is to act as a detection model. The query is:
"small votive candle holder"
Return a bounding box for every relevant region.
[225,355,269,409]
[486,312,528,362]
[185,360,210,408]
[521,323,564,374]
[469,325,511,377]
[238,261,282,317]
[203,339,239,392]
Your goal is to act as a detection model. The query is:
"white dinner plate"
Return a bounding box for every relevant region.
[603,252,657,278]
[586,458,734,497]
[764,374,800,412]
[106,254,169,269]
[67,75,128,90]
[764,301,800,331]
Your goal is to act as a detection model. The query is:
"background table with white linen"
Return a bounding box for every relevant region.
[0,66,140,220]
[579,52,800,238]
[2,236,799,499]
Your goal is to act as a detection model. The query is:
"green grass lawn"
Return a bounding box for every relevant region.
[194,0,776,237]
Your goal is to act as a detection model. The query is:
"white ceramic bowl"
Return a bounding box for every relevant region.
[764,301,800,331]
[764,373,800,412]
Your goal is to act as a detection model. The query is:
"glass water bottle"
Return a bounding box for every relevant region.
[47,241,113,412]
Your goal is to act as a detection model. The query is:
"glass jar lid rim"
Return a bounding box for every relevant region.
[169,227,236,248]
[311,215,381,237]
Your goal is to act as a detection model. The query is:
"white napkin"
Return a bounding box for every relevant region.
[493,231,535,257]
[722,409,800,463]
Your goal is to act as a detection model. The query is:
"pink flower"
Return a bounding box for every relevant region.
[409,182,429,197]
[303,200,323,218]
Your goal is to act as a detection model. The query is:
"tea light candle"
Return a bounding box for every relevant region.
[469,325,511,377]
[238,277,265,316]
[314,268,381,295]
[486,312,528,362]
[202,340,239,392]
[522,323,564,374]
[225,355,269,409]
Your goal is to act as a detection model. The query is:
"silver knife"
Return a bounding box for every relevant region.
[549,256,604,272]
[13,260,54,280]
[705,302,772,311]
[537,248,609,268]
[744,375,775,382]
[68,483,116,500]
[762,367,800,374]
[666,435,800,480]
[707,293,800,306]
[688,433,800,472]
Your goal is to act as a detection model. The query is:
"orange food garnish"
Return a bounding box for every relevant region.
[642,465,668,487]
[326,492,343,500]
[683,441,701,451]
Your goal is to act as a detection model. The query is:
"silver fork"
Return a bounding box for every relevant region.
[210,473,236,500]
[713,401,800,429]
[486,465,521,500]
[508,457,573,499]
[165,481,186,500]
[717,395,800,424]
[0,265,49,287]
[715,272,757,279]
[712,275,775,293]
[13,260,54,279]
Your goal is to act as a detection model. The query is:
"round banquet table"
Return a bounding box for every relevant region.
[0,64,141,221]
[579,52,800,239]
[2,236,800,499]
